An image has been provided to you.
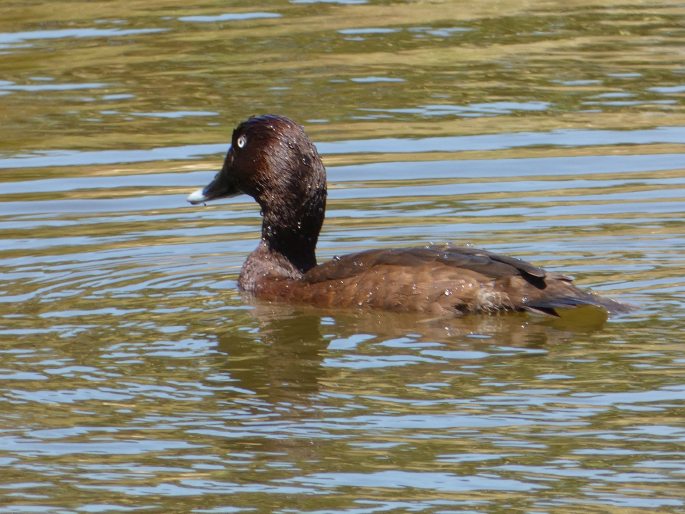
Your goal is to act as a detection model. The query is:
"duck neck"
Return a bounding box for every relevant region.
[260,193,325,274]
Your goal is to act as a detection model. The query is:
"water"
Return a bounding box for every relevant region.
[1,1,684,512]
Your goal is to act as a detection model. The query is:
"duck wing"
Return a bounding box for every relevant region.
[253,244,625,316]
[306,245,551,287]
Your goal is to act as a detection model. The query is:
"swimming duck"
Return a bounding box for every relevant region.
[188,114,625,316]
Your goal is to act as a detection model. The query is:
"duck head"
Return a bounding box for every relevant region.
[187,115,327,272]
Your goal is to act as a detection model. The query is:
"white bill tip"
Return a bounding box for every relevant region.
[187,188,208,205]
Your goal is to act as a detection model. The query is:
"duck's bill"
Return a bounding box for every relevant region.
[187,187,210,205]
[187,173,239,205]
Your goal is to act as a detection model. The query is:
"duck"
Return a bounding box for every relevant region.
[187,114,626,317]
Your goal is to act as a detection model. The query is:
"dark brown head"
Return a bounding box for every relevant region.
[188,115,327,272]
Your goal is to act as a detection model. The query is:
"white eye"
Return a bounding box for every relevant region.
[236,135,247,149]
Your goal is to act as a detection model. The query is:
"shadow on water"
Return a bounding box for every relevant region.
[213,300,616,402]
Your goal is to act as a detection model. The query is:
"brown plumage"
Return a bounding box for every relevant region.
[187,114,627,317]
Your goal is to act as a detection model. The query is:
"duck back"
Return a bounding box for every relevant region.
[246,244,625,317]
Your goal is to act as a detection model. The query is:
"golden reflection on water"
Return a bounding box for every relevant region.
[0,0,684,512]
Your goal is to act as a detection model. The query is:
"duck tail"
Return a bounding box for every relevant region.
[524,291,631,317]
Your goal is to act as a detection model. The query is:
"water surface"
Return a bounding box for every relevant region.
[1,1,684,512]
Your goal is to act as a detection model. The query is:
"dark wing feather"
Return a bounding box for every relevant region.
[306,244,548,288]
[523,289,630,316]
